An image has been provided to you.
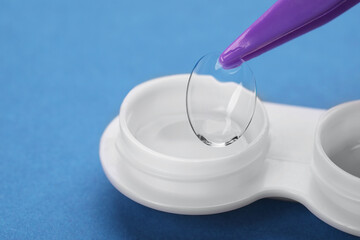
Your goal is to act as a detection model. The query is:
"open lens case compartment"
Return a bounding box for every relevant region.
[100,74,360,236]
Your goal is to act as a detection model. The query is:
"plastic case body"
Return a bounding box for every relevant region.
[100,75,360,236]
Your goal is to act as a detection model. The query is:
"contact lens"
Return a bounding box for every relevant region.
[186,52,257,147]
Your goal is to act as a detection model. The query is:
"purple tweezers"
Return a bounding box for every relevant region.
[219,0,359,69]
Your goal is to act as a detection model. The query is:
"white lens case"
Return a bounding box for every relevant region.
[100,75,360,237]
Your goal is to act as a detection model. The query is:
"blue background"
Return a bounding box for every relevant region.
[1,0,360,239]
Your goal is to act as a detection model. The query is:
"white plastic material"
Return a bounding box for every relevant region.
[99,75,360,237]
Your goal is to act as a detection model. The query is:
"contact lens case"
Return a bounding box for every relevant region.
[99,74,360,236]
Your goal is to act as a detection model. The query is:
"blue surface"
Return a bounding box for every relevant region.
[1,0,360,239]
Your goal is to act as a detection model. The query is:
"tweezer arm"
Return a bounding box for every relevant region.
[219,0,360,69]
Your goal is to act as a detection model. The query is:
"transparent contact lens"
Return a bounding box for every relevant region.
[186,52,257,147]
